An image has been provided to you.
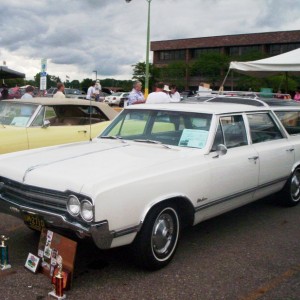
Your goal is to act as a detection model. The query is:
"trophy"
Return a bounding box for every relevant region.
[48,255,66,299]
[0,235,11,270]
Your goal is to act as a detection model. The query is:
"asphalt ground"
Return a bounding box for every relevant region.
[0,196,299,300]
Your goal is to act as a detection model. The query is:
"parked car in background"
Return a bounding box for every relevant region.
[104,92,129,106]
[0,98,117,154]
[0,102,299,271]
[45,87,87,99]
[65,88,86,99]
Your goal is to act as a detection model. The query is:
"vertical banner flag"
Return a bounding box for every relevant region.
[40,58,47,91]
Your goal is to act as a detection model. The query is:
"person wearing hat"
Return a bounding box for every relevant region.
[146,82,171,104]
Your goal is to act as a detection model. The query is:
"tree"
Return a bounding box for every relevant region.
[132,62,158,92]
[158,62,187,91]
[190,52,229,88]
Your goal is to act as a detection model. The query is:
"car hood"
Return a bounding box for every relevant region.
[0,139,200,195]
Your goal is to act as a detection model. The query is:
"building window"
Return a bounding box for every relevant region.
[281,43,300,53]
[191,48,220,59]
[229,46,240,56]
[240,45,260,55]
[158,50,185,61]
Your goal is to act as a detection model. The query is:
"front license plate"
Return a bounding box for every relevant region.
[24,214,45,231]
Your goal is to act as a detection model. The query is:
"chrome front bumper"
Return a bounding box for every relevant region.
[0,194,113,249]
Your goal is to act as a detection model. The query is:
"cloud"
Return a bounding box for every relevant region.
[0,0,299,81]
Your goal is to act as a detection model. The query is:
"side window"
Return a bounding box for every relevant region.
[31,106,45,127]
[275,111,300,135]
[222,115,248,149]
[212,122,224,151]
[247,113,283,144]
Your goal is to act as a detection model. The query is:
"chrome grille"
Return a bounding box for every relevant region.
[0,177,67,213]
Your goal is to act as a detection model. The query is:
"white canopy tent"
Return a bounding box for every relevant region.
[229,48,300,76]
[219,48,300,92]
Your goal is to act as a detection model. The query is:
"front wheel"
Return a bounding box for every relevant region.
[280,167,300,206]
[133,203,180,270]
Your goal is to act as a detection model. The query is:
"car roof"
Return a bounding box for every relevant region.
[201,95,300,108]
[126,102,270,114]
[2,98,118,119]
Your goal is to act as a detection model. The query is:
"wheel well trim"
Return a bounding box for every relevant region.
[139,194,195,230]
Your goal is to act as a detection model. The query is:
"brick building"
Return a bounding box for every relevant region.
[151,30,300,90]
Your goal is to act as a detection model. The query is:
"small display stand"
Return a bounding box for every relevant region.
[37,229,77,289]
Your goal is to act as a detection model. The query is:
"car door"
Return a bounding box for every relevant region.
[0,126,29,154]
[26,105,91,150]
[246,112,294,199]
[198,114,259,220]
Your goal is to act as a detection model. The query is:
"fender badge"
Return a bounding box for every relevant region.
[197,197,208,203]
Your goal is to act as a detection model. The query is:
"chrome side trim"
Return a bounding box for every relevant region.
[195,176,288,212]
[113,223,142,238]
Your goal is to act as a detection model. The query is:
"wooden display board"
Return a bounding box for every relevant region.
[37,229,77,287]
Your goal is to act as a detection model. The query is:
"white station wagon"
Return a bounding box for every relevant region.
[0,102,300,270]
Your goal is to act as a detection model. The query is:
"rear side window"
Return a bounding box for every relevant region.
[274,111,300,135]
[247,113,283,143]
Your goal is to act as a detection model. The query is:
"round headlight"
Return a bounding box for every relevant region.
[67,195,80,216]
[80,200,94,222]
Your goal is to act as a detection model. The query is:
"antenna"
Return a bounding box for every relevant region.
[89,97,92,142]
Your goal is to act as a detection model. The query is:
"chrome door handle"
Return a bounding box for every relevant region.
[248,156,259,160]
[248,156,259,164]
[78,130,87,133]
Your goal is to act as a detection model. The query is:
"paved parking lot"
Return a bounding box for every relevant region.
[0,196,299,300]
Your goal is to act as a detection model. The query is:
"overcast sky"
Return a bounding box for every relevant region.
[1,0,300,82]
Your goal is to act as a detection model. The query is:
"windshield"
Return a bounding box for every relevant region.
[100,109,212,149]
[0,102,38,127]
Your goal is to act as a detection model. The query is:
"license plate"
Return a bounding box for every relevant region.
[24,214,45,231]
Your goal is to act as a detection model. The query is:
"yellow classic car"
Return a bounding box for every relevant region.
[0,98,118,154]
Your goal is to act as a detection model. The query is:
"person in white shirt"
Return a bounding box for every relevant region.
[53,83,65,98]
[170,85,181,102]
[86,82,96,100]
[146,82,171,104]
[21,85,34,99]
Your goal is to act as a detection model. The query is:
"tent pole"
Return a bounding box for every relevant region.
[219,68,231,94]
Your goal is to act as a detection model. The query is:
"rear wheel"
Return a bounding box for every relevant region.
[280,167,300,206]
[133,203,180,270]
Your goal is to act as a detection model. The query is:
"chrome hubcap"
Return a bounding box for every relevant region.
[291,170,300,201]
[152,213,175,255]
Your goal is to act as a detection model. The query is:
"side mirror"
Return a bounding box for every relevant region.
[212,144,227,158]
[42,120,51,128]
[216,144,227,156]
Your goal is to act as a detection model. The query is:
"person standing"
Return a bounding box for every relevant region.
[21,85,34,99]
[86,82,96,100]
[146,82,171,104]
[94,80,102,101]
[0,84,9,100]
[294,88,300,101]
[53,83,65,98]
[127,81,145,106]
[169,85,181,102]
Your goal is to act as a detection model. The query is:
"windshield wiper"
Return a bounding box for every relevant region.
[133,139,171,149]
[100,135,126,143]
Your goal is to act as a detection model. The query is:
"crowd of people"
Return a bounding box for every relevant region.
[127,81,181,106]
[2,80,300,104]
